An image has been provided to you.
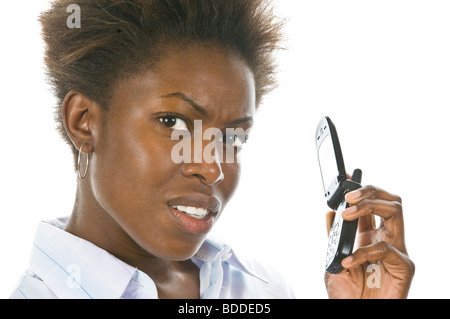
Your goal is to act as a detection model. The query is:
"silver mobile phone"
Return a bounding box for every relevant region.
[316,116,362,274]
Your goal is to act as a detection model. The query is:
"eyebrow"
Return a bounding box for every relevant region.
[160,91,254,127]
[160,92,209,117]
[226,116,254,127]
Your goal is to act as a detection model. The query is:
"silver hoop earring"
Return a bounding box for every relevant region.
[77,143,90,180]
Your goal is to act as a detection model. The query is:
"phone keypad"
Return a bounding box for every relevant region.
[326,218,342,268]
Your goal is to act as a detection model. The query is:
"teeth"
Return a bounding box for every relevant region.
[173,205,209,219]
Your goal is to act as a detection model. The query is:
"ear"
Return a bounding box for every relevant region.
[61,91,103,153]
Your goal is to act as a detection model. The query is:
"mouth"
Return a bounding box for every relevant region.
[169,205,213,220]
[167,195,221,234]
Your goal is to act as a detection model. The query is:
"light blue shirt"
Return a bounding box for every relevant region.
[10,218,295,299]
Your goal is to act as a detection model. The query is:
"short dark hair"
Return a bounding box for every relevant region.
[39,0,284,165]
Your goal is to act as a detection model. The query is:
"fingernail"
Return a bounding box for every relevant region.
[343,205,357,216]
[346,190,361,201]
[342,256,353,266]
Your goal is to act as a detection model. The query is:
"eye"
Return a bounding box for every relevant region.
[159,115,188,131]
[221,133,248,148]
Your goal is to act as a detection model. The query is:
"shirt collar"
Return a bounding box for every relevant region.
[193,237,268,284]
[29,218,267,299]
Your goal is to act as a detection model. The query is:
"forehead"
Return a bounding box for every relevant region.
[112,44,256,120]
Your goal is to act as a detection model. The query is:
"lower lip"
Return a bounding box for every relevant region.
[167,206,216,235]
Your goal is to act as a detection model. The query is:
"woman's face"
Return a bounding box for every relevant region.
[89,44,255,261]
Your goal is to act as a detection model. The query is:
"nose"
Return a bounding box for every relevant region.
[181,150,224,185]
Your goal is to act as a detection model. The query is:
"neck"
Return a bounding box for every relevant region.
[65,184,182,284]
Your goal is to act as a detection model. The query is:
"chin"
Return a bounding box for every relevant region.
[136,231,208,261]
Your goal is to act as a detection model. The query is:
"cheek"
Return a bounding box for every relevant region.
[90,123,177,219]
[88,125,186,255]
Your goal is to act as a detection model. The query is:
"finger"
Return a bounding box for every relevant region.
[357,212,376,233]
[342,199,402,222]
[341,241,408,270]
[343,185,402,232]
[342,242,415,298]
[345,185,402,206]
[326,210,335,236]
[342,198,405,250]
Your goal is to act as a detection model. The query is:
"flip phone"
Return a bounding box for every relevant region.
[315,116,362,274]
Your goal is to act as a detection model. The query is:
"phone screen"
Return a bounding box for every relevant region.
[318,134,339,194]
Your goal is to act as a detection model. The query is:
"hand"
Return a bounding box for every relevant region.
[324,185,415,299]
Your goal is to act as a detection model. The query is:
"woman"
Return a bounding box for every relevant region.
[11,0,414,299]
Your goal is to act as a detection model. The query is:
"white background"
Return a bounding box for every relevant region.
[1,0,449,299]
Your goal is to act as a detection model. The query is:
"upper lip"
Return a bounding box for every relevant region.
[168,194,221,214]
